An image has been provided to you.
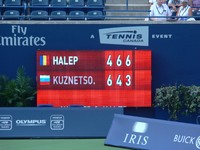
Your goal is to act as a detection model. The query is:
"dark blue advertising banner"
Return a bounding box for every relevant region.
[0,107,123,138]
[105,114,200,150]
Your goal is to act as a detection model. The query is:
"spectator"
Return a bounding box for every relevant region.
[176,0,193,20]
[168,0,182,16]
[149,0,172,21]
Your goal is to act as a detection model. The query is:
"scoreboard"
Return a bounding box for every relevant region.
[37,50,152,107]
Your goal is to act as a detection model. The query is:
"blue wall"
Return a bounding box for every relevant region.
[1,24,200,87]
[0,23,200,121]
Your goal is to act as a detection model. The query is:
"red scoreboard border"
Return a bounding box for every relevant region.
[37,50,152,107]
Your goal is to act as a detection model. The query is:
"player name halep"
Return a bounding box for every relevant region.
[53,76,94,85]
[53,56,78,65]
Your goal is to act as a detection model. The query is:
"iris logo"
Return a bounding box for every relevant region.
[99,26,149,46]
[123,121,149,146]
[196,136,200,149]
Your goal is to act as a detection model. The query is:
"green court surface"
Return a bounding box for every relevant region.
[0,139,132,150]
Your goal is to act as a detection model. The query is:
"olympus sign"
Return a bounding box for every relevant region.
[0,25,46,46]
[99,26,149,46]
[16,119,47,126]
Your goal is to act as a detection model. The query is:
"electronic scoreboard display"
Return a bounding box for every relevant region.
[37,50,152,107]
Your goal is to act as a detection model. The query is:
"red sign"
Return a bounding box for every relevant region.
[37,50,152,107]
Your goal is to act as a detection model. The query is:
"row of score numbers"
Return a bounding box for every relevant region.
[105,71,134,89]
[107,75,131,86]
[107,55,131,67]
[105,51,133,69]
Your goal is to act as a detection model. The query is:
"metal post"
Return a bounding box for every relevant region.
[126,0,128,10]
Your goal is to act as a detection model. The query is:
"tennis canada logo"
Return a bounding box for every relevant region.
[99,26,149,46]
[173,134,200,149]
[123,121,149,146]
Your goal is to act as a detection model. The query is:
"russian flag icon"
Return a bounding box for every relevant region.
[40,55,50,66]
[40,75,50,85]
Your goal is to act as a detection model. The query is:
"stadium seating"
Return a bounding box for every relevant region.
[0,0,3,6]
[0,0,106,20]
[0,0,2,19]
[29,0,49,19]
[3,10,20,20]
[50,10,67,20]
[86,10,104,20]
[5,0,21,6]
[68,0,85,7]
[193,10,200,20]
[50,0,67,15]
[2,0,25,20]
[29,10,49,20]
[86,0,104,7]
[0,0,154,20]
[31,0,49,6]
[68,10,85,20]
[51,0,67,6]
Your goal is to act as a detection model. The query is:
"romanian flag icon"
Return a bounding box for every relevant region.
[40,75,50,85]
[40,55,50,66]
